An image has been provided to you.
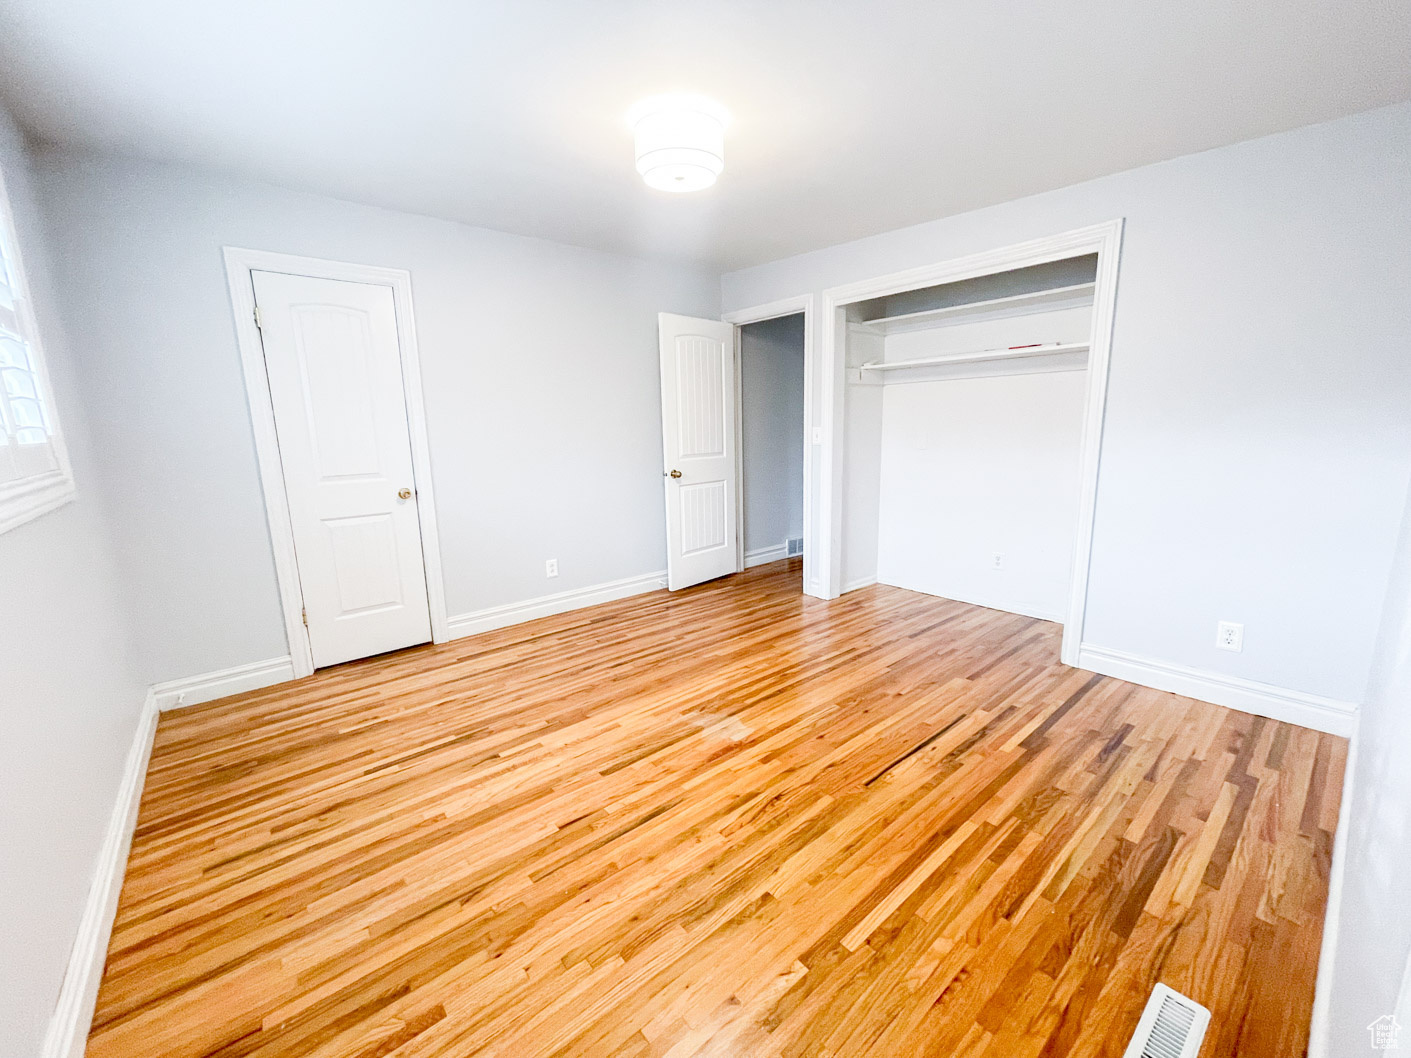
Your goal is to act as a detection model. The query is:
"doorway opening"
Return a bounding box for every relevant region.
[657,296,817,595]
[837,255,1098,613]
[737,314,806,573]
[819,221,1124,665]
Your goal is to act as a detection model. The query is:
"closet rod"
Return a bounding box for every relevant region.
[859,341,1090,372]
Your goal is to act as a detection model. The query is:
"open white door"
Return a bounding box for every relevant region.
[658,313,738,590]
[253,270,433,667]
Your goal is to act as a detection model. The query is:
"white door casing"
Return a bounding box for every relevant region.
[658,313,738,591]
[722,295,817,596]
[253,270,432,667]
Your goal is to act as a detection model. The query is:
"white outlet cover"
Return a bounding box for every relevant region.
[991,553,1004,570]
[545,559,559,578]
[1216,621,1243,652]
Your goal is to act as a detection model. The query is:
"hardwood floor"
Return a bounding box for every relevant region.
[89,560,1345,1058]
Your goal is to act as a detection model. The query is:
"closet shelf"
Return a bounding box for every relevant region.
[859,341,1090,372]
[856,282,1095,335]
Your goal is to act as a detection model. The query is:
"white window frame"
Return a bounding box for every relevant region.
[0,162,74,534]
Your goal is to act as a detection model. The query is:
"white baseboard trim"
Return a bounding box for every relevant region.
[873,579,1064,623]
[41,655,294,1053]
[1307,715,1360,1058]
[41,691,160,1058]
[745,542,789,568]
[1076,644,1357,736]
[150,655,296,711]
[1018,607,1066,623]
[842,575,878,594]
[448,570,668,640]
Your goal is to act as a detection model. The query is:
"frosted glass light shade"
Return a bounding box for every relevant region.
[630,95,728,193]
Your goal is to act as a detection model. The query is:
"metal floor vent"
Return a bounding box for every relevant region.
[786,537,804,557]
[1122,984,1211,1058]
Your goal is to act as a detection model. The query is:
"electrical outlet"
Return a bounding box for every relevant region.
[991,552,1004,570]
[1216,621,1243,652]
[545,558,559,578]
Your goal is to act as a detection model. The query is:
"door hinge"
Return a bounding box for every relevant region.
[253,304,263,329]
[301,606,307,627]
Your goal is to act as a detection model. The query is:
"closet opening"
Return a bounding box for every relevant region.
[821,222,1124,663]
[737,313,806,574]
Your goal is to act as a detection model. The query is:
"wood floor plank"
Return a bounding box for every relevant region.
[87,560,1344,1058]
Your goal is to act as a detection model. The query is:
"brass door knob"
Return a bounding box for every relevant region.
[668,469,683,479]
[397,487,413,500]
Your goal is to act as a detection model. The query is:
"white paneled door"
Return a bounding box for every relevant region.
[658,313,738,590]
[253,270,432,667]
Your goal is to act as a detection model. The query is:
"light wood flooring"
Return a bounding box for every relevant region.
[89,560,1345,1058]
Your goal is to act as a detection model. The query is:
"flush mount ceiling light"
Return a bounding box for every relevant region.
[629,94,730,193]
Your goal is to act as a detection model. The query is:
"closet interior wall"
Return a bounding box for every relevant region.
[839,256,1099,621]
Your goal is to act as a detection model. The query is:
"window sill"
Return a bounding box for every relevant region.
[0,469,76,535]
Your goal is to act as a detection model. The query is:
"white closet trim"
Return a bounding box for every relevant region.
[818,220,1124,666]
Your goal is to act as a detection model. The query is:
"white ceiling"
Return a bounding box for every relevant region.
[0,0,1408,270]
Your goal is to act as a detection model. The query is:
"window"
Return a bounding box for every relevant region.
[0,163,72,533]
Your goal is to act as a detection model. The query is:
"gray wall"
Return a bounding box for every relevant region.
[35,149,720,685]
[0,109,147,1057]
[740,314,804,555]
[1320,476,1411,1053]
[722,101,1411,706]
[6,94,1410,1055]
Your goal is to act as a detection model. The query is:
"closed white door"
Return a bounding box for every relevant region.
[253,270,432,667]
[658,313,738,590]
